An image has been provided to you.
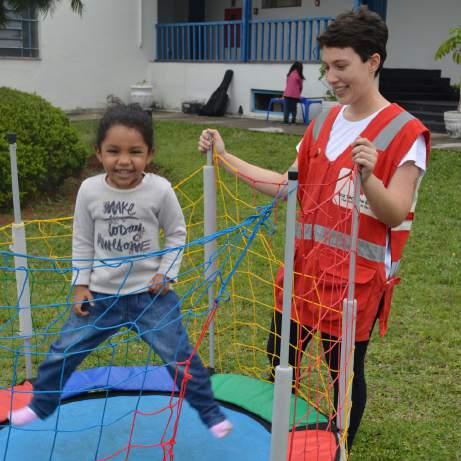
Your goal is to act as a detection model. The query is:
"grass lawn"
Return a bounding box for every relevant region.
[1,118,460,460]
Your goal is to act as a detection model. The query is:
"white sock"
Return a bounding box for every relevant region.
[209,419,233,438]
[10,406,39,426]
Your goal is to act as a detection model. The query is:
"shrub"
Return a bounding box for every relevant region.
[0,87,87,208]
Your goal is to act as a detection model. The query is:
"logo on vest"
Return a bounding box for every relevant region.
[332,168,377,218]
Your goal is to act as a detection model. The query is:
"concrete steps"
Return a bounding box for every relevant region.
[380,68,459,133]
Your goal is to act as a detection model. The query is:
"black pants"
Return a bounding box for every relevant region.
[283,97,298,123]
[266,310,370,450]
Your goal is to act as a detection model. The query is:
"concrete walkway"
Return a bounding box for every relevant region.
[69,109,461,151]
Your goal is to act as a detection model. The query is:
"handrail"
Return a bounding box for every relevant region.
[156,16,334,63]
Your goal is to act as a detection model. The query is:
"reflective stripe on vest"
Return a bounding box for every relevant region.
[295,222,386,263]
[373,111,415,150]
[312,109,331,140]
[312,107,415,146]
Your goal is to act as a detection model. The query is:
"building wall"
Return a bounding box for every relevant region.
[205,0,459,85]
[148,61,325,119]
[1,0,458,112]
[0,0,153,110]
[386,0,459,83]
[206,0,345,21]
[252,0,346,20]
[143,0,158,62]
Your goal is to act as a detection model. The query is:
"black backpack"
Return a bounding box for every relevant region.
[199,70,234,117]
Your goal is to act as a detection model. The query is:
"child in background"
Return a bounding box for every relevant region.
[283,61,305,124]
[10,103,232,439]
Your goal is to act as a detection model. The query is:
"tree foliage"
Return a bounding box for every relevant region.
[435,26,461,112]
[435,27,461,65]
[0,0,83,26]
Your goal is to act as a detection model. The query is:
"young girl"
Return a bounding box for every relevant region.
[198,7,429,451]
[10,104,232,439]
[283,61,305,124]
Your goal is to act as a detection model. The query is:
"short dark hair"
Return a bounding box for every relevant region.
[317,7,388,76]
[96,103,154,151]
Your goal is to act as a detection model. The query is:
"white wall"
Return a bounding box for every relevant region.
[148,61,325,119]
[0,0,152,110]
[143,0,158,61]
[386,0,460,84]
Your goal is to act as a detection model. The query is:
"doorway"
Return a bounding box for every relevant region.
[189,0,205,22]
[362,0,387,20]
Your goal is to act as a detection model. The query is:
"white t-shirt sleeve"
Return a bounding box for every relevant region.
[397,134,427,172]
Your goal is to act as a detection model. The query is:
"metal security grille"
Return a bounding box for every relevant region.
[0,3,38,58]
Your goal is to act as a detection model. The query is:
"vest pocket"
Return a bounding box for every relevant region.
[312,256,380,327]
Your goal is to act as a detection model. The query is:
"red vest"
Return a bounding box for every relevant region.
[275,104,430,341]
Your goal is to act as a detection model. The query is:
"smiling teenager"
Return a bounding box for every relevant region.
[197,7,430,453]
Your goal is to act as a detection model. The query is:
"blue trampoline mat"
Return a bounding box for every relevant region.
[0,394,270,461]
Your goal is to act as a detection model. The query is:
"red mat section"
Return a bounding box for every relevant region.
[287,429,339,461]
[0,381,34,421]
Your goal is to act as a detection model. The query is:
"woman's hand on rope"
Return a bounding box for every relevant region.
[149,273,170,295]
[198,129,226,157]
[351,137,378,183]
[73,285,94,317]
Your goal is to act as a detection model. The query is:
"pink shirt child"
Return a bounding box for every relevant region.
[284,70,303,99]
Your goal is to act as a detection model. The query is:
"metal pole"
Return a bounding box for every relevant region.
[269,167,298,461]
[337,171,361,459]
[7,133,33,380]
[203,135,217,371]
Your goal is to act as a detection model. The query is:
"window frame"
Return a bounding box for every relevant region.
[0,3,39,58]
[261,0,302,9]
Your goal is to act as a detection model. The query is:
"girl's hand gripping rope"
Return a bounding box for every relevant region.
[149,273,170,295]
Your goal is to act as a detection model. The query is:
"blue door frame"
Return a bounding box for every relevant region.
[240,0,252,62]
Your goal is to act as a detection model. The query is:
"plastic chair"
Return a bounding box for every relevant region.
[265,97,285,121]
[266,97,323,123]
[299,97,323,123]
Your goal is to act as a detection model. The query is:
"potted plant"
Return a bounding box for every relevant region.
[130,79,154,110]
[435,26,461,138]
[318,65,340,111]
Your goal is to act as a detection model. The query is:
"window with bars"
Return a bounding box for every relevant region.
[0,4,38,58]
[262,0,302,8]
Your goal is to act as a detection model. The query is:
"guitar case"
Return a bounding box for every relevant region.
[199,69,234,116]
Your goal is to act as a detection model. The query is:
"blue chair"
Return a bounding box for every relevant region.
[299,97,323,123]
[265,97,284,121]
[266,97,323,124]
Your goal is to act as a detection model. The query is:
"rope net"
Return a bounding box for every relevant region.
[0,157,358,460]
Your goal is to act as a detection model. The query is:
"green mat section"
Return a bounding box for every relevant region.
[211,373,328,427]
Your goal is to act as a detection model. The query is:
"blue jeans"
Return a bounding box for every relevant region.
[30,290,225,428]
